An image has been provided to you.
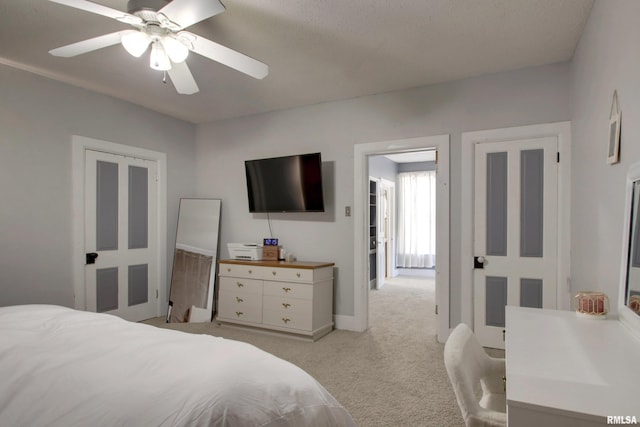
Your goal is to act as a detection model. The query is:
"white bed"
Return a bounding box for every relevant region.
[0,305,355,427]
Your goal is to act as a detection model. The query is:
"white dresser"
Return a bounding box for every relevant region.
[217,259,334,340]
[506,306,640,426]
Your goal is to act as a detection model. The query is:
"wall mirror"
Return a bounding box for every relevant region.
[619,164,640,334]
[168,198,221,323]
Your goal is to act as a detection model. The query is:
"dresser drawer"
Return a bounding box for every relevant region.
[263,295,312,313]
[263,267,313,283]
[218,291,262,323]
[263,280,313,300]
[219,277,263,294]
[263,302,312,331]
[219,263,264,279]
[220,290,263,308]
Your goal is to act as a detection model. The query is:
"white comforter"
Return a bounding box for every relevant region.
[0,305,355,427]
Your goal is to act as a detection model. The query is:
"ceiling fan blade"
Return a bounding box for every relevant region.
[48,0,141,24]
[188,33,268,80]
[49,31,126,57]
[167,61,199,94]
[158,0,225,30]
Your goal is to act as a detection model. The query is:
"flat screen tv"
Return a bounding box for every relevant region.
[245,152,325,213]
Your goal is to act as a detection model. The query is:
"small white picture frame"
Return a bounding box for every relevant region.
[608,111,621,165]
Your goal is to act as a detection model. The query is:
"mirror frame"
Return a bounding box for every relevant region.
[619,162,640,337]
[169,198,222,323]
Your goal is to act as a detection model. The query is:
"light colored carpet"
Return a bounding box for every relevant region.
[144,275,465,426]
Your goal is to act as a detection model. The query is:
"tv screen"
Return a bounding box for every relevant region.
[245,153,325,213]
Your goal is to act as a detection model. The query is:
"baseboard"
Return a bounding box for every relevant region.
[334,314,358,331]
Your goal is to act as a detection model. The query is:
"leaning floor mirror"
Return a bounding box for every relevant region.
[619,163,640,336]
[168,198,221,323]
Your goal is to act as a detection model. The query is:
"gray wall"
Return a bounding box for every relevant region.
[0,41,582,325]
[195,62,571,321]
[2,1,635,327]
[0,64,196,308]
[398,161,436,173]
[369,156,398,181]
[570,0,640,312]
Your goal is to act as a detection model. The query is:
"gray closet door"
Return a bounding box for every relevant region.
[473,137,558,349]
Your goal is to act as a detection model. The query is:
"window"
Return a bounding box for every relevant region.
[397,171,436,268]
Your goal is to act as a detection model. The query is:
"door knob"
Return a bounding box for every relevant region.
[86,252,98,265]
[474,256,485,269]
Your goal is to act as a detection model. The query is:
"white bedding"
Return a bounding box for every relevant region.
[0,305,355,427]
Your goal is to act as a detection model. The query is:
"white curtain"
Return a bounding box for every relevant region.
[397,171,436,268]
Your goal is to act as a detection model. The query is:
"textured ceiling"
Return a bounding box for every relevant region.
[0,0,593,124]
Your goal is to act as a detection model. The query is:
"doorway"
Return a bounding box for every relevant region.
[460,122,571,347]
[369,153,436,283]
[354,135,450,343]
[72,135,167,322]
[83,149,159,321]
[369,152,436,326]
[473,137,558,349]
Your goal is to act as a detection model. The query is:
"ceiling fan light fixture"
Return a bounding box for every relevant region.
[121,31,151,57]
[150,41,171,71]
[161,36,189,63]
[48,0,267,94]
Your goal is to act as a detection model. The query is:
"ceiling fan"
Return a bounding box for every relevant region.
[48,0,268,94]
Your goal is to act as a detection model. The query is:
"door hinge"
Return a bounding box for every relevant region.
[435,150,439,165]
[435,304,438,315]
[156,289,159,299]
[557,152,560,163]
[502,329,506,341]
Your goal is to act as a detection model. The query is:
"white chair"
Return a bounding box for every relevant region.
[444,323,506,427]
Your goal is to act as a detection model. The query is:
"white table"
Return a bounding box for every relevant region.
[505,306,640,426]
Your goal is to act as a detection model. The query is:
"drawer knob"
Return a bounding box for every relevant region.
[282,287,291,293]
[282,303,291,308]
[235,311,243,317]
[248,269,252,274]
[236,297,244,303]
[296,272,301,278]
[237,282,244,288]
[272,271,277,276]
[282,318,291,324]
[227,268,231,272]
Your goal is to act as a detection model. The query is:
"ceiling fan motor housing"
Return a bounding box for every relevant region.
[127,0,169,16]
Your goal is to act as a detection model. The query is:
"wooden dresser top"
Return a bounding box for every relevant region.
[219,259,334,270]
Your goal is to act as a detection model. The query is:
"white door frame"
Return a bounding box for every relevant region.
[380,178,396,279]
[375,177,385,289]
[354,134,450,343]
[71,135,167,316]
[460,122,571,329]
[368,176,380,290]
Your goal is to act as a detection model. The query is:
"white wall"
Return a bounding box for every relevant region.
[195,62,571,322]
[570,0,640,314]
[0,64,197,308]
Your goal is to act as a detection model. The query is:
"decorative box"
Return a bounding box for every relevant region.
[574,291,609,319]
[262,245,279,261]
